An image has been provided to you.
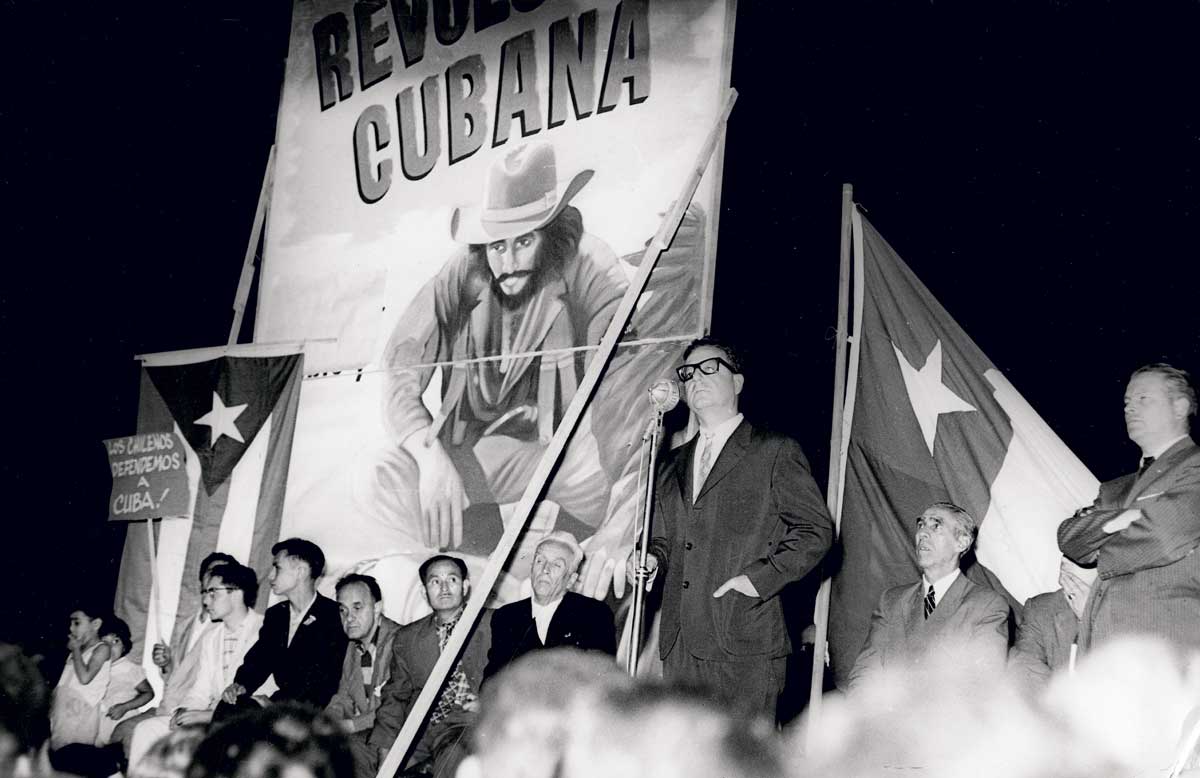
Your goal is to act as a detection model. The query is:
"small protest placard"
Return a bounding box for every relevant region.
[104,432,190,521]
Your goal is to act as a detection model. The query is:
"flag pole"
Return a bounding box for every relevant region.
[228,145,275,346]
[805,184,854,745]
[375,89,739,778]
[144,519,163,649]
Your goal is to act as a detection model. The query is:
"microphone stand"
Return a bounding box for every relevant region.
[628,408,666,676]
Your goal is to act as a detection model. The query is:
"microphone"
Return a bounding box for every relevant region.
[648,379,680,413]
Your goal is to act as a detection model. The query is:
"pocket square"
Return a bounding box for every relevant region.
[303,615,316,627]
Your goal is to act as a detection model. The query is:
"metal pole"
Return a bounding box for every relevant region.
[627,410,665,676]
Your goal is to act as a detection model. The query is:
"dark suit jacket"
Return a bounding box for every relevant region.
[1058,437,1200,652]
[325,616,401,734]
[232,594,348,709]
[483,592,615,681]
[1009,589,1077,690]
[847,573,1009,690]
[648,420,834,661]
[368,610,492,751]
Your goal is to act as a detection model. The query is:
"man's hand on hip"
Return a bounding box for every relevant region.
[713,575,758,598]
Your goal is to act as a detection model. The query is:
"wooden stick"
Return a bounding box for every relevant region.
[144,519,163,648]
[805,185,853,748]
[375,88,738,778]
[228,145,276,346]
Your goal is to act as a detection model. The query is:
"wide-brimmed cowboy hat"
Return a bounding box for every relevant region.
[450,141,593,245]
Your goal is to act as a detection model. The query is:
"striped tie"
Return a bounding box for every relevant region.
[697,434,714,487]
[923,584,936,619]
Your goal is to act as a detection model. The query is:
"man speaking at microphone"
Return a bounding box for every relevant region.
[627,337,834,720]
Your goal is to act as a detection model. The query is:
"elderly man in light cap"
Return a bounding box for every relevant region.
[484,531,616,681]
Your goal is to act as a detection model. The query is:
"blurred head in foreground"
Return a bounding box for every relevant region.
[798,636,1200,778]
[561,681,783,778]
[457,647,629,778]
[187,702,353,778]
[0,643,49,774]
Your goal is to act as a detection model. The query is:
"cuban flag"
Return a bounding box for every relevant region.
[827,212,1100,688]
[114,348,303,692]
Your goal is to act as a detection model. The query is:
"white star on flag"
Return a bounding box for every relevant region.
[892,339,976,455]
[194,391,248,445]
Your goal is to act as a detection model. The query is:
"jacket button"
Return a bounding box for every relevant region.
[685,542,694,550]
[682,581,690,589]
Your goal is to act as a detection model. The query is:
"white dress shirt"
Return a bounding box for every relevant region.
[921,568,961,609]
[530,596,564,644]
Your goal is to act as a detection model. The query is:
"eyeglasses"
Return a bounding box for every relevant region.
[201,587,237,597]
[676,357,738,383]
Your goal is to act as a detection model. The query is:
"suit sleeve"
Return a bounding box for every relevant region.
[1008,597,1054,690]
[584,599,617,657]
[847,591,893,691]
[968,593,1011,675]
[743,438,835,599]
[324,647,360,728]
[368,632,417,751]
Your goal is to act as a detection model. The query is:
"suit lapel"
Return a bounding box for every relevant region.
[696,420,751,501]
[926,574,968,629]
[1124,437,1196,504]
[675,437,698,503]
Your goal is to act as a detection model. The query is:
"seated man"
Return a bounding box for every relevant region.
[127,561,264,771]
[847,502,1009,690]
[325,573,400,778]
[111,551,236,755]
[1009,556,1097,692]
[484,531,616,681]
[216,538,347,719]
[370,555,491,778]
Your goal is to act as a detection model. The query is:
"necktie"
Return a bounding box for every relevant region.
[697,433,715,489]
[1139,456,1156,476]
[923,584,936,619]
[358,642,373,698]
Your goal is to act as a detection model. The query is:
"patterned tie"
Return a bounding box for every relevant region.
[431,617,473,725]
[1139,456,1156,476]
[923,584,936,619]
[358,642,373,699]
[697,433,715,491]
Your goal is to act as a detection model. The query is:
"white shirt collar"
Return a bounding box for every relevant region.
[530,595,564,644]
[1143,434,1189,462]
[921,568,961,606]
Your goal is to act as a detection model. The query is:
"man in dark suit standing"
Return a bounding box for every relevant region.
[1009,557,1096,692]
[485,531,616,681]
[630,337,834,720]
[371,555,491,778]
[216,538,347,718]
[1058,363,1200,654]
[848,502,1009,690]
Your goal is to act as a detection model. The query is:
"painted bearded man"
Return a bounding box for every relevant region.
[373,140,683,598]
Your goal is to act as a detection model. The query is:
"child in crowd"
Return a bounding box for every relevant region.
[49,605,113,752]
[98,617,153,747]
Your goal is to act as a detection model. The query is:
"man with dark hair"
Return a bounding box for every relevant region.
[486,531,616,681]
[187,702,354,778]
[327,573,400,778]
[128,561,265,771]
[632,336,834,720]
[371,554,491,778]
[1058,362,1200,653]
[112,550,237,757]
[216,538,346,718]
[848,502,1009,690]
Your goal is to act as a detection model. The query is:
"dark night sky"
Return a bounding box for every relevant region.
[5,1,1198,666]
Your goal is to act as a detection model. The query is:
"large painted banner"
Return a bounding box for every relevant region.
[257,0,736,620]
